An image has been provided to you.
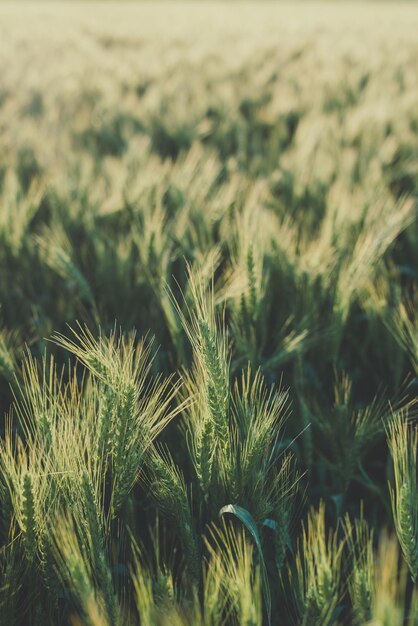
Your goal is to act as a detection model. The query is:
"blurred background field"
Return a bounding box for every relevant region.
[0,2,417,625]
[1,1,417,359]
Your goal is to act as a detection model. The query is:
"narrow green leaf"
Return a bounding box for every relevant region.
[219,504,271,624]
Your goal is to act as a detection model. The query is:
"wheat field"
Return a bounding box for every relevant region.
[0,2,417,625]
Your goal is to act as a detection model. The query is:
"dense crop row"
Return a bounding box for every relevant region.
[0,3,417,625]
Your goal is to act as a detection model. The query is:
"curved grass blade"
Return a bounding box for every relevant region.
[219,504,271,624]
